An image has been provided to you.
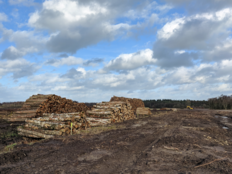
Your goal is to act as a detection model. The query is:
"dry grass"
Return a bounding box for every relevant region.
[78,124,126,135]
[0,143,17,154]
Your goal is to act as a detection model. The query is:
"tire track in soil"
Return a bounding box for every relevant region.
[0,114,177,174]
[121,118,183,174]
[79,116,183,174]
[3,111,231,174]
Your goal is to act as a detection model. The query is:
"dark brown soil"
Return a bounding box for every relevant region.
[0,110,232,174]
[0,119,24,150]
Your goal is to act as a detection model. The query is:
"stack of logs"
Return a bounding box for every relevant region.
[110,96,145,113]
[0,108,19,119]
[87,101,136,123]
[3,94,90,123]
[4,94,53,122]
[36,95,89,117]
[17,111,116,138]
[136,107,151,117]
[22,94,52,110]
[17,112,90,138]
[16,96,145,139]
[17,100,137,139]
[6,110,39,122]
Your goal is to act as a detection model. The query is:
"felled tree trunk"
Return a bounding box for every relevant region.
[17,127,54,139]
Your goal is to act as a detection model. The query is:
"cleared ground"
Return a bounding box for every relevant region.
[0,110,232,174]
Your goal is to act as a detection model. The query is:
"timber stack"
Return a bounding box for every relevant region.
[4,94,89,123]
[36,95,89,117]
[4,94,53,122]
[17,112,90,138]
[17,112,114,138]
[17,95,93,138]
[17,100,137,139]
[87,100,136,123]
[0,108,19,119]
[6,110,39,122]
[136,107,151,117]
[22,94,52,109]
[110,96,145,113]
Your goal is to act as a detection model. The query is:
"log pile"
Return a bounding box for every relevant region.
[136,107,151,116]
[110,96,145,113]
[17,112,90,138]
[3,94,53,122]
[36,95,89,117]
[17,112,114,138]
[0,110,8,118]
[6,109,38,122]
[0,108,19,118]
[16,99,142,139]
[87,101,136,123]
[22,94,52,109]
[3,94,90,123]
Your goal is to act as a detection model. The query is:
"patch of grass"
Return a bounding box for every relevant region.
[5,132,18,138]
[26,139,43,145]
[0,131,19,139]
[78,125,125,135]
[4,143,17,152]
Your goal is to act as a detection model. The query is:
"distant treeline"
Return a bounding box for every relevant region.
[208,95,232,109]
[143,99,209,108]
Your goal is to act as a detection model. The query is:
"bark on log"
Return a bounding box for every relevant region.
[7,118,28,122]
[18,132,41,138]
[136,107,151,115]
[42,112,80,117]
[25,119,67,130]
[86,117,111,126]
[91,108,112,112]
[17,127,54,139]
[25,126,62,136]
[93,105,121,109]
[14,110,37,114]
[10,114,37,118]
[86,110,112,115]
[32,115,81,122]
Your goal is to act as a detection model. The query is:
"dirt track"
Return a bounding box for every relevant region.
[1,110,232,174]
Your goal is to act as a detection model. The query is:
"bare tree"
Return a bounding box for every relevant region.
[220,95,229,110]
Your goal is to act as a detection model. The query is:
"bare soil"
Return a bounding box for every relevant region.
[1,110,232,174]
[0,119,25,150]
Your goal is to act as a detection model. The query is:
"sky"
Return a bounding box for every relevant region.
[0,0,232,102]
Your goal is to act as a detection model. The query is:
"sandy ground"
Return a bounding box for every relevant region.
[0,110,232,174]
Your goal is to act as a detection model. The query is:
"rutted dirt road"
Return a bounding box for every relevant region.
[1,110,232,174]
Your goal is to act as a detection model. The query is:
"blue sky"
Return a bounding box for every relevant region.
[0,0,232,102]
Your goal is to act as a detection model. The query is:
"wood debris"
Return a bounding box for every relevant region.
[163,146,179,151]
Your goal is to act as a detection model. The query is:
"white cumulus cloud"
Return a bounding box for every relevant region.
[0,13,7,21]
[104,49,156,71]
